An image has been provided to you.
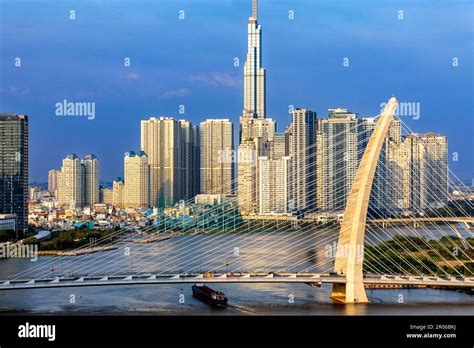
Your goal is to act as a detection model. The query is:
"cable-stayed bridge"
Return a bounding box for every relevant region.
[2,272,474,291]
[1,97,473,304]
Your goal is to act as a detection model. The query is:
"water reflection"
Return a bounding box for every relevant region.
[0,228,472,315]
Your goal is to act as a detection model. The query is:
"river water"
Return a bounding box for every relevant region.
[1,226,473,315]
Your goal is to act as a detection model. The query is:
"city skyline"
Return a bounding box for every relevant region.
[1,0,472,182]
[0,1,473,334]
[35,0,451,219]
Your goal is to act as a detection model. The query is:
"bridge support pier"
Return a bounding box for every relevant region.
[331,97,398,304]
[331,283,368,304]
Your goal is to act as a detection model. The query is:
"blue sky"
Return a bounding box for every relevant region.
[0,0,473,182]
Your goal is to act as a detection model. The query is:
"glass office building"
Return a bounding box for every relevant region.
[0,113,28,236]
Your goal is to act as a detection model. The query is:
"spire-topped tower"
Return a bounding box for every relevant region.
[242,0,266,120]
[238,0,275,216]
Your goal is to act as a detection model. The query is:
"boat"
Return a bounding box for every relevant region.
[192,284,228,307]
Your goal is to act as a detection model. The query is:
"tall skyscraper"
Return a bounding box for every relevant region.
[48,169,59,197]
[200,119,234,194]
[141,117,182,208]
[82,154,100,206]
[290,108,317,212]
[179,120,200,200]
[258,156,290,214]
[317,109,362,211]
[0,113,28,236]
[243,0,265,120]
[123,151,149,208]
[238,1,276,215]
[57,154,84,208]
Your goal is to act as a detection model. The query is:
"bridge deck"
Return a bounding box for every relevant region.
[369,217,474,223]
[1,273,472,291]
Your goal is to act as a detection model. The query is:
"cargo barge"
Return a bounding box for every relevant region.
[192,284,228,307]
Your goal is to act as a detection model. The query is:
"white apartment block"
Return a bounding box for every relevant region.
[123,151,149,208]
[258,156,290,214]
[200,119,234,194]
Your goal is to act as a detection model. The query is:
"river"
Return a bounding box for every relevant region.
[1,226,473,315]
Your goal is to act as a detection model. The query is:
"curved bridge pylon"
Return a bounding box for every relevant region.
[332,96,398,304]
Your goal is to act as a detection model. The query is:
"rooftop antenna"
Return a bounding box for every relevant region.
[252,0,258,20]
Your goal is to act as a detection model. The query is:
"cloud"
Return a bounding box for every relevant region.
[160,88,191,98]
[120,72,140,80]
[188,72,239,87]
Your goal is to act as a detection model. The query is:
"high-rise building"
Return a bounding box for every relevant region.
[56,154,100,209]
[317,109,362,211]
[82,154,100,206]
[307,113,406,214]
[290,108,317,212]
[200,119,234,194]
[141,117,182,208]
[123,151,149,208]
[48,169,59,197]
[239,119,276,214]
[387,119,402,146]
[0,113,28,236]
[272,132,286,159]
[258,156,290,214]
[112,178,124,208]
[390,133,448,210]
[417,133,449,209]
[57,154,84,209]
[179,120,200,200]
[237,1,276,215]
[237,141,256,215]
[385,119,403,210]
[239,126,275,216]
[243,0,265,120]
